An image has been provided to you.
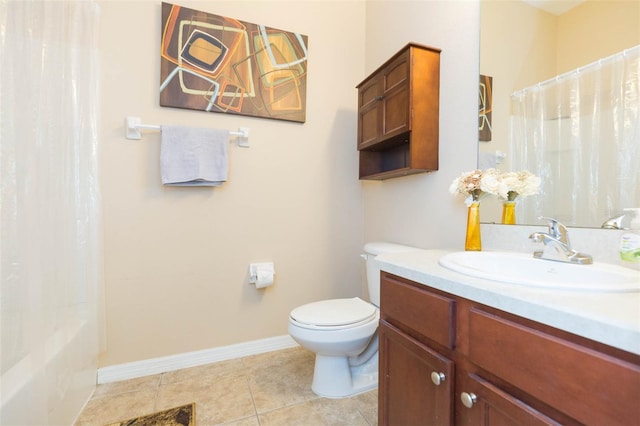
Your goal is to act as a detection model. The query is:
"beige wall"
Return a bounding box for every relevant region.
[557,0,640,74]
[98,0,366,366]
[99,0,482,367]
[362,1,481,249]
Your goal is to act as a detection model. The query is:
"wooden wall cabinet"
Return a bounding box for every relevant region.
[356,43,441,180]
[379,272,640,426]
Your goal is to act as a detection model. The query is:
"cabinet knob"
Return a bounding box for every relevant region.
[430,371,446,386]
[375,95,384,101]
[460,392,477,409]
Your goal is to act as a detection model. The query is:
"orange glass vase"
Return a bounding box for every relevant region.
[465,202,482,251]
[501,201,516,225]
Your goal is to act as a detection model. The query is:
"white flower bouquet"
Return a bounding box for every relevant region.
[449,168,501,205]
[450,169,540,204]
[495,170,541,201]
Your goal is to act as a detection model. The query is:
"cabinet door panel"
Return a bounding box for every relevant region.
[457,373,560,426]
[468,308,640,426]
[357,77,382,148]
[383,55,408,92]
[379,321,453,426]
[382,54,409,138]
[359,77,380,108]
[359,102,381,147]
[382,85,409,137]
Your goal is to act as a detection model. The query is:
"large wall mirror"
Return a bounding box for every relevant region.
[479,0,640,228]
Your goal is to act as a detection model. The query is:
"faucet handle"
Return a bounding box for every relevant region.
[601,214,625,229]
[538,216,570,245]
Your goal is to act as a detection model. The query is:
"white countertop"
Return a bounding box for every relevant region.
[376,249,640,355]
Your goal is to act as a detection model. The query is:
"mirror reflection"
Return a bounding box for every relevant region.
[479,0,640,228]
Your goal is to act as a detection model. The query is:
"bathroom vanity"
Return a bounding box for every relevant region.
[376,250,640,426]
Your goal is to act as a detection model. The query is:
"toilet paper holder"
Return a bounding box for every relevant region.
[249,262,275,287]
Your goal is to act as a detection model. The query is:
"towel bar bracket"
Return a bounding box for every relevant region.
[236,127,250,147]
[126,116,143,140]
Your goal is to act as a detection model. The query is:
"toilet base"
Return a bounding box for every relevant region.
[311,352,378,398]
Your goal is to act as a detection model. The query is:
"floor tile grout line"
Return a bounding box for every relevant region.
[246,375,262,426]
[358,407,373,426]
[254,396,324,417]
[151,373,164,412]
[237,355,261,425]
[247,355,274,425]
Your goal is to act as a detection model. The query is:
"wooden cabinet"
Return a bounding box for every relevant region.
[379,322,453,425]
[379,272,640,426]
[456,373,559,426]
[356,43,440,180]
[379,273,456,425]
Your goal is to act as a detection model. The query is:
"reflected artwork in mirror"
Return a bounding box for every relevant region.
[479,0,640,228]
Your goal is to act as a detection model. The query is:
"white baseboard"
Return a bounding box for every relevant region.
[97,335,298,384]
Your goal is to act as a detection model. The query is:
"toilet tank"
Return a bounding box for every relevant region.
[363,242,419,307]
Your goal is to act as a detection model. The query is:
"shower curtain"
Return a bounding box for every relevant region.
[511,45,640,228]
[0,1,103,424]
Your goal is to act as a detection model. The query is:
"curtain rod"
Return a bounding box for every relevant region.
[511,44,640,98]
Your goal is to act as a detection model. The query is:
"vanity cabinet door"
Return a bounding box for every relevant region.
[379,320,454,426]
[456,373,560,426]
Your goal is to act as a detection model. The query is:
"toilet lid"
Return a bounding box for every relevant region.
[290,297,376,327]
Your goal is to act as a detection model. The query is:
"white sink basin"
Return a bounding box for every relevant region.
[438,251,640,292]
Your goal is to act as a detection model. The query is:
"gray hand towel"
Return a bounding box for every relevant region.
[160,125,229,186]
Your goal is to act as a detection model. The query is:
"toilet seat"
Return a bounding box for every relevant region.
[290,297,377,330]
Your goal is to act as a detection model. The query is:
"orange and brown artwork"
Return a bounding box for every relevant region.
[479,74,492,141]
[160,2,308,123]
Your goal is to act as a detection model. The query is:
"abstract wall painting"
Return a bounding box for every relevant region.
[479,75,492,141]
[160,3,308,123]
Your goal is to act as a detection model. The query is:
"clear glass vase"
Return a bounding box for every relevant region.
[501,201,516,225]
[465,202,482,251]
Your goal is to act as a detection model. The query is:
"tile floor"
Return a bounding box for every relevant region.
[74,347,378,426]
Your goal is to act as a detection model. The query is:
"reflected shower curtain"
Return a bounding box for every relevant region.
[0,1,103,424]
[511,45,640,228]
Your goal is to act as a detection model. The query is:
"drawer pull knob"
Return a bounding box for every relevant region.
[461,392,477,408]
[375,95,384,101]
[430,371,446,386]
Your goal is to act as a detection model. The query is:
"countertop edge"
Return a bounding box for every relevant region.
[376,249,640,356]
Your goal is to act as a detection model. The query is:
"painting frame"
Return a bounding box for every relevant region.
[160,2,309,123]
[479,74,492,142]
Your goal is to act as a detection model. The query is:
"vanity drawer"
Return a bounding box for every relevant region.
[468,308,640,425]
[380,272,456,349]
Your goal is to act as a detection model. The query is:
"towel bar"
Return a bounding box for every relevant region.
[125,116,250,147]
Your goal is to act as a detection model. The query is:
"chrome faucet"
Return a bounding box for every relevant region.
[529,217,593,264]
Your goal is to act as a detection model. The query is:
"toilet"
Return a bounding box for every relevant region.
[288,242,418,398]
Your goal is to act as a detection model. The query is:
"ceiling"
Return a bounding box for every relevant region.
[521,0,586,15]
